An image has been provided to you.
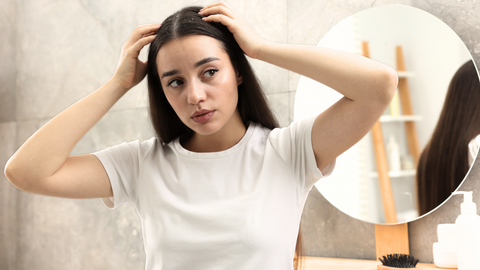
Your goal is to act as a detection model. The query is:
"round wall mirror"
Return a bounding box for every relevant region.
[294,5,478,224]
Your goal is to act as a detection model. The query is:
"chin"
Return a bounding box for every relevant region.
[188,121,223,136]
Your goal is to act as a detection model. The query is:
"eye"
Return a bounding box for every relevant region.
[167,79,184,88]
[203,69,218,78]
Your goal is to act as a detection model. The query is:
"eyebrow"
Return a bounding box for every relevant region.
[160,57,220,79]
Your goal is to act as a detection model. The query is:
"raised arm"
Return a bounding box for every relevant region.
[4,24,159,198]
[258,44,398,170]
[200,2,398,171]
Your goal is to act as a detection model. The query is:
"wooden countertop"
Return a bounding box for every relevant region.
[304,257,447,269]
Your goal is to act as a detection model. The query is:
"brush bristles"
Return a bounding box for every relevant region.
[379,254,419,268]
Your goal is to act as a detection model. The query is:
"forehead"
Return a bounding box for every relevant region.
[156,35,228,71]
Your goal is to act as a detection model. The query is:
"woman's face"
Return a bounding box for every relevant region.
[156,35,243,137]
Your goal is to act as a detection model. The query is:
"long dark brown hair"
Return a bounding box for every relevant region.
[146,6,304,269]
[417,60,480,215]
[146,6,278,143]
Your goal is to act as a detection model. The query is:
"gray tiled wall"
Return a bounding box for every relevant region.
[1,0,479,269]
[0,0,17,268]
[0,0,16,123]
[1,122,18,270]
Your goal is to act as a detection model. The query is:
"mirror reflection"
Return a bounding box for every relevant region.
[417,59,480,216]
[294,5,477,224]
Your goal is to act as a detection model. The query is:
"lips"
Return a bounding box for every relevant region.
[191,109,213,117]
[191,109,215,123]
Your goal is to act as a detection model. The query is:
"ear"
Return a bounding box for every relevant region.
[236,71,243,86]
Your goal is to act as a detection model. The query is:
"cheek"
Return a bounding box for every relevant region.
[218,71,240,97]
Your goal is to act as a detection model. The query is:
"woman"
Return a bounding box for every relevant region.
[417,60,480,216]
[5,2,397,269]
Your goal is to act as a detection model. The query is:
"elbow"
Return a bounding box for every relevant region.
[375,66,398,105]
[4,158,30,191]
[4,159,20,189]
[387,66,399,97]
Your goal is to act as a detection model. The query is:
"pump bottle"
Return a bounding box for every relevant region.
[453,191,480,270]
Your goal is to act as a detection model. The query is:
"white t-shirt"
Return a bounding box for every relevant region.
[468,134,480,166]
[93,115,335,270]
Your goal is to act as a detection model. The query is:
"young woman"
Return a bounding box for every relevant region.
[4,2,397,269]
[417,60,480,216]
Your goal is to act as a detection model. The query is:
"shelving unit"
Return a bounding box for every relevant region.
[362,42,420,258]
[397,71,414,78]
[380,115,422,122]
[396,46,421,164]
[362,42,421,223]
[369,169,416,178]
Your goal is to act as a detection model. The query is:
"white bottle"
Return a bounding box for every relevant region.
[453,191,480,270]
[433,224,457,268]
[387,135,401,171]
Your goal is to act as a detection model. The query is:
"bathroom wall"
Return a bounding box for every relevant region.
[0,0,18,269]
[0,0,479,269]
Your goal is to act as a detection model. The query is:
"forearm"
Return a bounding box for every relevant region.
[256,42,397,103]
[5,79,127,186]
[199,2,396,103]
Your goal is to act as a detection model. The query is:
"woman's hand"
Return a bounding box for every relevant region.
[111,24,160,91]
[199,2,265,59]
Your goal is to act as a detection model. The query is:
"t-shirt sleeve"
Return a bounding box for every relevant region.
[268,115,336,191]
[468,134,480,166]
[91,138,156,210]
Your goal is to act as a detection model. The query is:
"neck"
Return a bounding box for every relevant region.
[182,111,247,152]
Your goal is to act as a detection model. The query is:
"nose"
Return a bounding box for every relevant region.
[187,80,206,105]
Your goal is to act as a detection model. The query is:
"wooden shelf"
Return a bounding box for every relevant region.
[304,257,441,270]
[380,115,422,122]
[369,169,416,178]
[397,71,414,78]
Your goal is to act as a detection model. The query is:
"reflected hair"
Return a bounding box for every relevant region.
[417,60,480,215]
[146,6,306,270]
[146,6,278,144]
